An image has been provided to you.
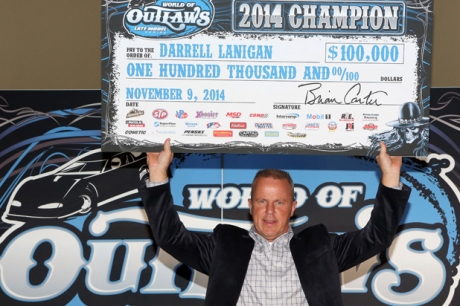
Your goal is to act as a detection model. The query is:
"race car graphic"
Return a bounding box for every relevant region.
[2,150,147,222]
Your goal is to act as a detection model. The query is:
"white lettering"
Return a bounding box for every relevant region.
[373,229,445,304]
[188,187,220,210]
[141,248,187,294]
[216,186,242,209]
[0,227,85,301]
[86,240,151,294]
[316,185,342,207]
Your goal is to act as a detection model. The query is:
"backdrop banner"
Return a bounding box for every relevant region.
[101,0,433,156]
[0,88,458,305]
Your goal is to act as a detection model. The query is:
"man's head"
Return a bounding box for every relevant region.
[248,169,297,242]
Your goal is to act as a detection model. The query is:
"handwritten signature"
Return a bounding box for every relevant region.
[298,82,386,106]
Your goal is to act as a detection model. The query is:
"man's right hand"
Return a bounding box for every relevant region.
[146,138,174,182]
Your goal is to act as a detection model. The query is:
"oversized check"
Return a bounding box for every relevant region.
[101,0,432,156]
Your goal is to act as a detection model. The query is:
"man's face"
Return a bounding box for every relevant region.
[248,177,297,242]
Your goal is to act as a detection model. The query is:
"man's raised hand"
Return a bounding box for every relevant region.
[376,141,402,188]
[146,138,174,182]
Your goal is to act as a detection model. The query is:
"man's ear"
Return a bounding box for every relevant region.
[291,201,298,217]
[248,198,253,215]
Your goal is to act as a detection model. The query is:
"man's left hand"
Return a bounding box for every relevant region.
[376,142,402,187]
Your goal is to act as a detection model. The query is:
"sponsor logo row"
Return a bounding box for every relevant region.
[125,109,379,136]
[154,130,307,138]
[127,108,380,122]
[126,129,306,138]
[126,120,379,132]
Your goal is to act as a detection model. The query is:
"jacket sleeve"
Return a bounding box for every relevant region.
[330,183,411,272]
[138,182,215,275]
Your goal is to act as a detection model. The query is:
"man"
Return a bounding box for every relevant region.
[139,138,411,305]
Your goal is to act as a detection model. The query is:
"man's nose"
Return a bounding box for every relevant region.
[266,202,274,213]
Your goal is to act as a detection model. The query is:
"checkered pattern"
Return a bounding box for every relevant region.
[236,227,308,305]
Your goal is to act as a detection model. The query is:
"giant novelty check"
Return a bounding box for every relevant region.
[101,0,433,156]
